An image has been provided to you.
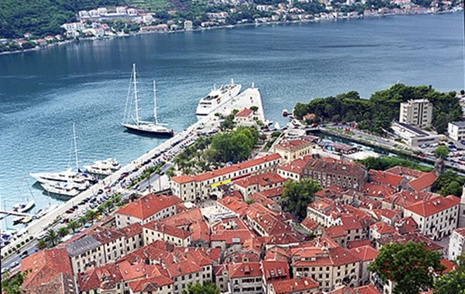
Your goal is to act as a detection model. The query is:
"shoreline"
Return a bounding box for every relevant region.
[0,9,461,57]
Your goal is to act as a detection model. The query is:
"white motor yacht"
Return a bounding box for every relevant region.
[195,80,242,116]
[84,158,121,176]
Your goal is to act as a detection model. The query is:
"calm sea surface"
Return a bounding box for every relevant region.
[0,13,464,228]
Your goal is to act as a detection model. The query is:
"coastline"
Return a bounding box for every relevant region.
[0,9,461,57]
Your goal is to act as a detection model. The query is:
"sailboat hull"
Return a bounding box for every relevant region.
[121,123,174,136]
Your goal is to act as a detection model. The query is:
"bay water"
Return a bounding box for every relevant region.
[0,13,464,229]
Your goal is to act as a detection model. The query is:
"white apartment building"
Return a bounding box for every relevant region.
[403,195,460,240]
[448,227,465,261]
[170,153,282,201]
[399,99,433,128]
[448,121,465,141]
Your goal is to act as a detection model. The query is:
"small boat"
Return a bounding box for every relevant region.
[13,200,35,213]
[40,183,80,197]
[121,64,174,136]
[84,158,121,176]
[282,109,289,117]
[196,79,242,117]
[13,217,24,225]
[22,217,33,224]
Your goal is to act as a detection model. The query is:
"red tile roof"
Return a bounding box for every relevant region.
[128,275,174,292]
[371,170,404,187]
[408,172,437,192]
[300,218,320,231]
[405,195,460,217]
[162,208,204,227]
[354,285,382,294]
[234,171,285,188]
[116,194,182,220]
[275,139,312,151]
[325,226,347,238]
[385,166,425,179]
[270,277,319,294]
[346,239,372,249]
[261,260,290,280]
[21,248,73,289]
[349,245,378,261]
[362,182,397,198]
[172,153,281,184]
[78,263,124,292]
[143,220,192,240]
[235,108,254,117]
[217,196,249,217]
[370,221,396,235]
[278,155,312,173]
[228,262,262,278]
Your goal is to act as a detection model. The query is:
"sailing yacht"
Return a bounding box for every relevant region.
[121,64,174,136]
[30,123,96,194]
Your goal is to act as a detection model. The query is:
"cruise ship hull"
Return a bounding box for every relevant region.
[196,83,242,116]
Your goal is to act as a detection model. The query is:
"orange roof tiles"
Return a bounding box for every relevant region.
[143,221,192,240]
[275,139,312,151]
[370,221,396,235]
[78,263,124,292]
[278,155,312,173]
[354,285,382,294]
[408,172,437,191]
[405,195,460,217]
[172,153,281,184]
[234,171,285,188]
[270,277,319,294]
[300,218,320,231]
[217,196,249,217]
[228,262,262,278]
[349,245,378,261]
[235,108,253,117]
[261,260,290,280]
[371,170,404,187]
[128,275,174,292]
[116,194,182,220]
[21,248,73,289]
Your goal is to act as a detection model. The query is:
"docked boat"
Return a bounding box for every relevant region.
[282,109,289,117]
[40,182,80,197]
[84,158,121,176]
[30,123,96,192]
[195,79,242,116]
[13,200,35,213]
[121,64,174,136]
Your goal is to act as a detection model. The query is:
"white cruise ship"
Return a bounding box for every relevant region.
[84,158,121,176]
[195,80,242,116]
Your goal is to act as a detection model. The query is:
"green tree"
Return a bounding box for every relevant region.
[434,268,465,294]
[57,226,69,238]
[67,220,79,233]
[155,165,163,191]
[102,200,114,214]
[434,146,450,159]
[250,106,258,113]
[79,216,87,226]
[368,241,445,294]
[45,229,59,246]
[37,238,48,250]
[85,209,97,224]
[282,179,321,220]
[166,166,176,179]
[1,268,30,294]
[182,281,221,294]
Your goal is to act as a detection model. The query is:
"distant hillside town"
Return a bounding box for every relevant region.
[0,0,462,53]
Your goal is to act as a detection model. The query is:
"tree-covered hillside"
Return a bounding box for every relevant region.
[0,0,129,38]
[293,84,462,135]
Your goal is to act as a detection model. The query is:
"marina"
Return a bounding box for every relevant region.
[0,13,463,233]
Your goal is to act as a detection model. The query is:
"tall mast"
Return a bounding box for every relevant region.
[153,80,159,125]
[73,122,80,172]
[133,64,140,126]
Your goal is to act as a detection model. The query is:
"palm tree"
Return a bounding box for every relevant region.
[67,220,79,233]
[102,200,113,214]
[86,209,97,224]
[155,165,162,191]
[79,216,87,226]
[37,239,47,250]
[46,229,58,246]
[112,195,121,205]
[166,166,176,179]
[57,226,69,238]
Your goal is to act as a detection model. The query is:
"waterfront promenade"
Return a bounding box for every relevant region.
[0,85,263,257]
